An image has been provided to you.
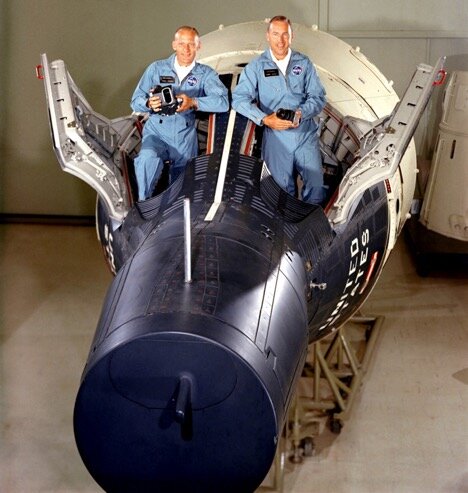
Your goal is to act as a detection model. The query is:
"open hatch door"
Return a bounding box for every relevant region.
[37,53,140,223]
[328,57,446,225]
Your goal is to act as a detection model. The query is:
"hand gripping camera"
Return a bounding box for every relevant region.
[149,85,181,116]
[276,108,301,126]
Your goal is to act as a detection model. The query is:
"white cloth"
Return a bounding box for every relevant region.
[174,58,195,83]
[270,48,292,76]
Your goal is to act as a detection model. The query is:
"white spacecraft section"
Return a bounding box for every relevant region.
[199,21,398,119]
[39,21,444,258]
[419,70,468,241]
[198,21,422,253]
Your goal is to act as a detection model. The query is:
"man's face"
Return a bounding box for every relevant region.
[266,20,292,60]
[172,29,200,66]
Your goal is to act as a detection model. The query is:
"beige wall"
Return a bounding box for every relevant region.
[1,0,467,216]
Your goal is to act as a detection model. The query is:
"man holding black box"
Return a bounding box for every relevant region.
[131,26,228,201]
[232,16,327,204]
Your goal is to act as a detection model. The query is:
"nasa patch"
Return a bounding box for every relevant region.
[292,65,303,76]
[187,75,198,86]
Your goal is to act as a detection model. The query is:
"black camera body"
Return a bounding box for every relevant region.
[276,108,301,125]
[150,85,180,116]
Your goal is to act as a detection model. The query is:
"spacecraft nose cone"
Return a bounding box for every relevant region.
[74,329,278,493]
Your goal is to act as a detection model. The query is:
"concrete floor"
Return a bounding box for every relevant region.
[0,223,467,492]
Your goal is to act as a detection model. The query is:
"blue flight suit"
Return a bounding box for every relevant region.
[131,54,229,200]
[232,50,326,204]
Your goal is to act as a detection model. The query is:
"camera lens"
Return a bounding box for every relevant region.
[276,108,295,122]
[161,87,173,104]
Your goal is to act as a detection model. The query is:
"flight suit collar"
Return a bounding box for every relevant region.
[261,49,303,72]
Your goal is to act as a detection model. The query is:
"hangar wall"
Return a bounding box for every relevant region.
[0,0,467,216]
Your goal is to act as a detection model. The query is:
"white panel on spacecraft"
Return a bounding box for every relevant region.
[420,70,468,241]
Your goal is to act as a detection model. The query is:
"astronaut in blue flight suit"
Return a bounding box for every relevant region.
[232,16,327,204]
[131,26,229,201]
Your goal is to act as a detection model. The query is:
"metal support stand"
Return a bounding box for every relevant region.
[258,420,288,492]
[258,313,384,492]
[290,313,384,461]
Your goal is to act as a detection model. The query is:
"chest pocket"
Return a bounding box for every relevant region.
[261,68,283,93]
[289,72,306,95]
[263,80,282,94]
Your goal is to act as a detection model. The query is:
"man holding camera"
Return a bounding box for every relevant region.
[131,26,229,201]
[232,16,327,204]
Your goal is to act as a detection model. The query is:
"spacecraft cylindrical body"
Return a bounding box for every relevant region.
[74,201,309,493]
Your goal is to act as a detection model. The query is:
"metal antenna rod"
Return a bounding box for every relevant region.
[184,197,192,283]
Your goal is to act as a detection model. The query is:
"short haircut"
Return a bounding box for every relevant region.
[174,26,200,39]
[267,16,293,32]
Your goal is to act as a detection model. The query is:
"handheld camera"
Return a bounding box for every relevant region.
[276,108,301,126]
[150,85,180,116]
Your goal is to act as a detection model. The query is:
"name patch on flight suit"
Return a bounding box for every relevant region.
[160,75,175,83]
[264,68,280,77]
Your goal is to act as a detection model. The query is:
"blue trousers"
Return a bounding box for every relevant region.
[135,123,198,201]
[263,127,326,204]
